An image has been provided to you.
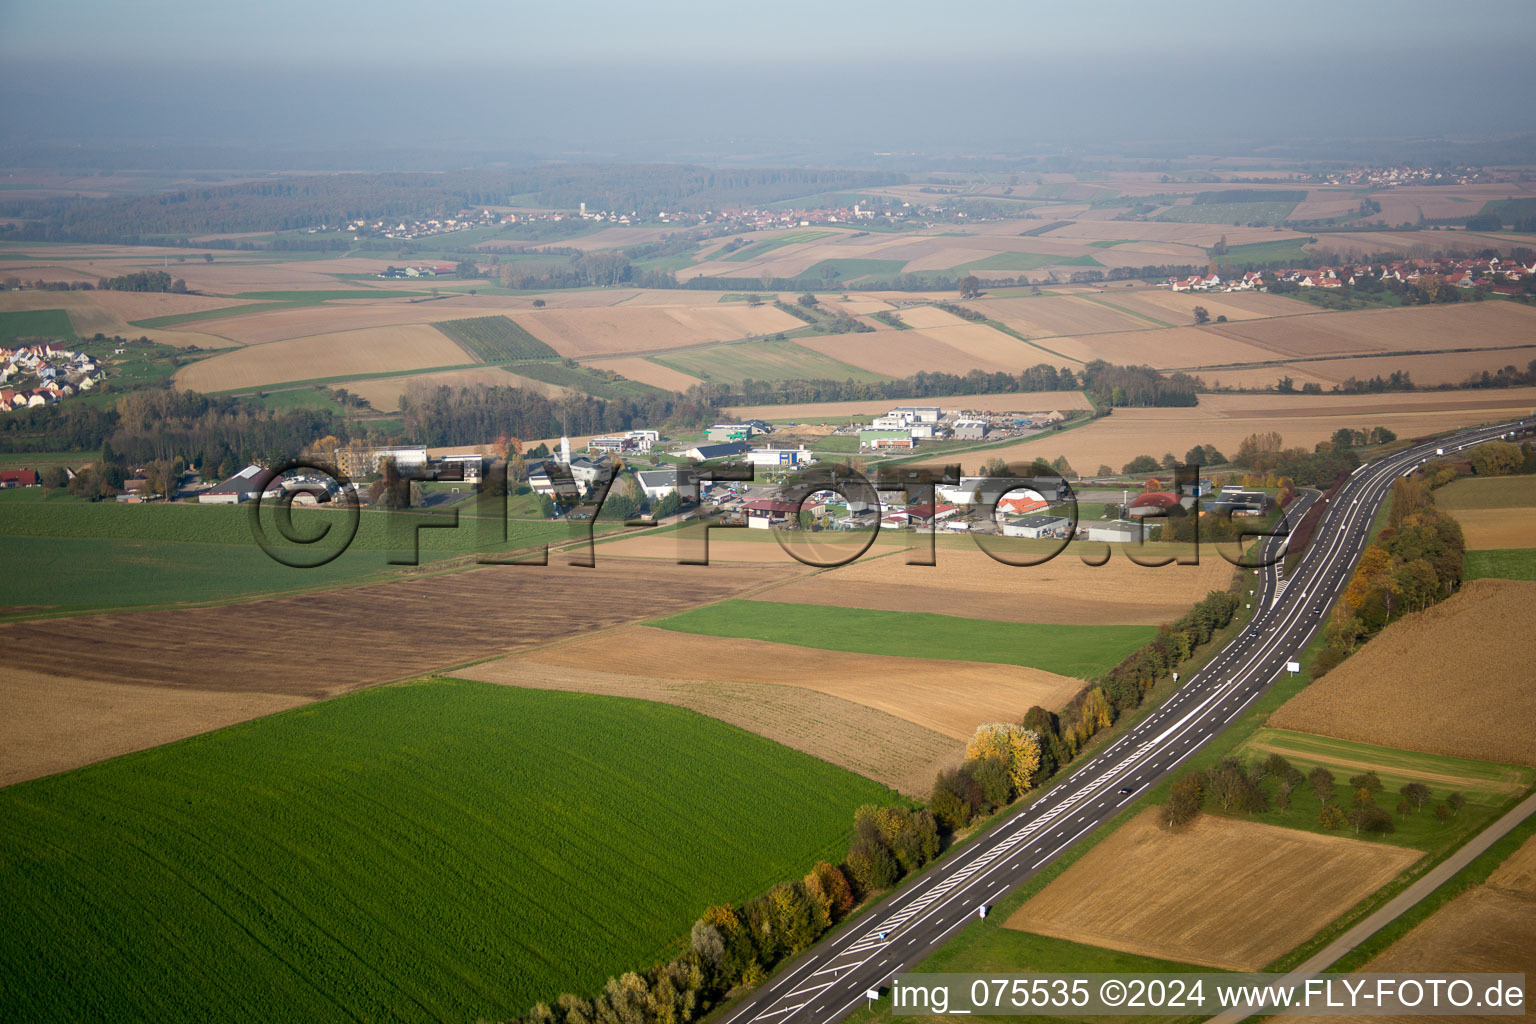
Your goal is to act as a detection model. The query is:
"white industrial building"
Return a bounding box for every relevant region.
[1001,514,1071,539]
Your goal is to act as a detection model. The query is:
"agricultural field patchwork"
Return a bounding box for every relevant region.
[0,679,895,1024]
[1003,808,1421,971]
[653,599,1155,679]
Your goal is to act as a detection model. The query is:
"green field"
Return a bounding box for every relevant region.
[242,384,347,414]
[128,289,427,328]
[511,360,669,399]
[431,315,558,362]
[0,307,76,342]
[0,492,615,614]
[1155,202,1299,226]
[1433,474,1536,509]
[793,257,909,282]
[652,340,887,386]
[1464,547,1536,580]
[723,230,832,262]
[0,679,894,1023]
[955,252,1101,273]
[1212,238,1314,266]
[1230,729,1532,855]
[654,599,1154,679]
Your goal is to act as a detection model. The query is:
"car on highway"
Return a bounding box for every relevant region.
[1118,786,1136,795]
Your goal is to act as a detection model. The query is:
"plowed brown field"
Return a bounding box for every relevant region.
[1269,580,1536,766]
[1206,302,1536,358]
[173,323,472,391]
[1004,808,1422,970]
[0,561,799,697]
[793,330,1015,376]
[509,304,803,357]
[756,545,1236,625]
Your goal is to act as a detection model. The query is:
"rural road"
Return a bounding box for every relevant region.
[1206,788,1536,1024]
[718,418,1531,1024]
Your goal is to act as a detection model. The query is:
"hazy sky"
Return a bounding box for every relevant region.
[3,0,1534,162]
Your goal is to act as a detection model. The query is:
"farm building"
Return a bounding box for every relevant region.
[199,465,268,504]
[1001,514,1071,539]
[743,498,800,529]
[0,468,40,487]
[746,446,815,469]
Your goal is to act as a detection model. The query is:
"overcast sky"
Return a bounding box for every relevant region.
[3,0,1534,163]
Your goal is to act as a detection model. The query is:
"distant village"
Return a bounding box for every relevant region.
[0,343,104,413]
[1301,165,1523,187]
[1166,255,1535,295]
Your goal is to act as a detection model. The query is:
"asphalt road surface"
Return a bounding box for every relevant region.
[721,419,1529,1024]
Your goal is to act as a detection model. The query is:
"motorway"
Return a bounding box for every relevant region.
[721,419,1528,1024]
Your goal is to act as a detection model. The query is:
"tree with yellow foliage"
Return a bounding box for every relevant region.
[967,723,1043,793]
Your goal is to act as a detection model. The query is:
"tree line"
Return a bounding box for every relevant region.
[399,381,716,448]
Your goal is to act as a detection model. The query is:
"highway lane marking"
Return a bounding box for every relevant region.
[740,425,1521,1024]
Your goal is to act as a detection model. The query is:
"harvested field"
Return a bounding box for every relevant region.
[0,669,307,787]
[344,366,570,410]
[1205,302,1536,359]
[958,388,1536,474]
[86,290,253,322]
[1287,836,1536,1024]
[1448,508,1536,550]
[1003,808,1422,971]
[756,544,1236,626]
[457,661,962,796]
[896,305,972,330]
[186,301,447,345]
[793,329,1015,376]
[907,324,1054,367]
[968,295,1149,337]
[509,304,804,358]
[1045,325,1285,369]
[493,624,1084,740]
[581,355,704,391]
[1109,289,1325,324]
[1268,579,1536,767]
[173,323,472,391]
[1241,347,1536,389]
[722,390,1091,421]
[0,561,800,697]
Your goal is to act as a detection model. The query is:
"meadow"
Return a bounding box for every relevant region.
[0,307,76,341]
[431,314,559,362]
[651,339,888,386]
[1230,729,1531,855]
[0,678,895,1023]
[0,491,614,614]
[653,599,1154,679]
[1464,547,1536,580]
